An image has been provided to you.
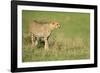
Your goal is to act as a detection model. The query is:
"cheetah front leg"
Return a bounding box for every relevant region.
[44,37,49,50]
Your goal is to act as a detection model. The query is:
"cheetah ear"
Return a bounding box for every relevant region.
[51,22,55,25]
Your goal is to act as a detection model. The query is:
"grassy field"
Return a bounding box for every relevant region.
[22,10,90,62]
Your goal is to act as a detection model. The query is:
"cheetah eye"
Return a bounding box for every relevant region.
[52,22,55,25]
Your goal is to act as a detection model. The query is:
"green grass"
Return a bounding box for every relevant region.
[22,10,90,62]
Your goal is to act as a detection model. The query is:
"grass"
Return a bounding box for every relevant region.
[22,10,90,62]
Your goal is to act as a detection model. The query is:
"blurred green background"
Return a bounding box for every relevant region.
[22,10,90,62]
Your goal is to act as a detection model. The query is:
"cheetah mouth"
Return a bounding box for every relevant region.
[58,25,60,28]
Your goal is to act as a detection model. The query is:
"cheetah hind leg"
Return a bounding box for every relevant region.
[31,34,35,48]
